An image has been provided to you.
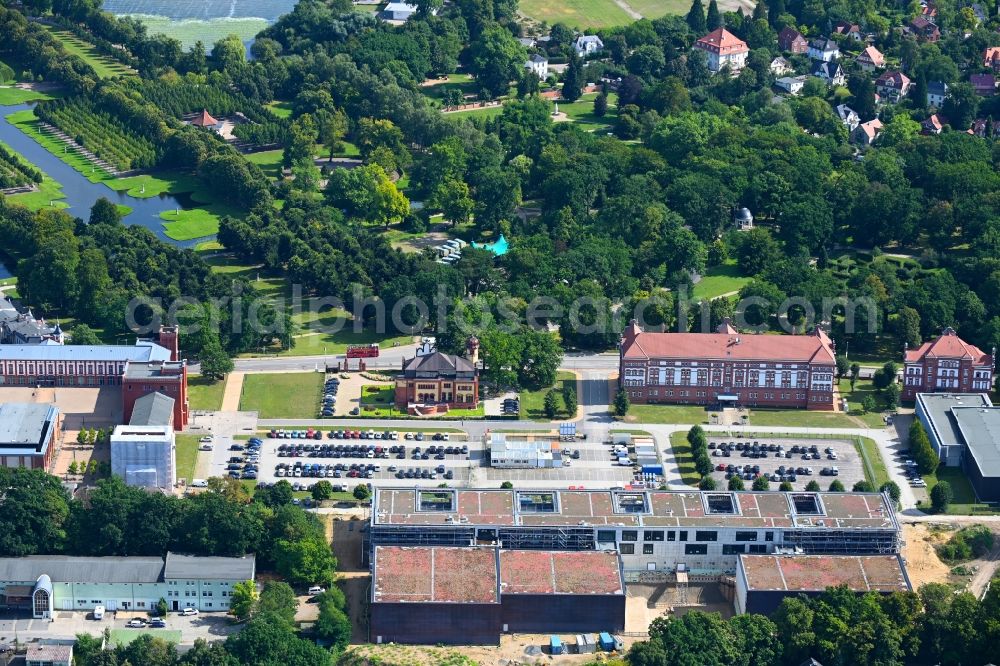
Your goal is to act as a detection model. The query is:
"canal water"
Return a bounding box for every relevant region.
[0,102,211,278]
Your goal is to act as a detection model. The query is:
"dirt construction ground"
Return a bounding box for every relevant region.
[901,523,955,589]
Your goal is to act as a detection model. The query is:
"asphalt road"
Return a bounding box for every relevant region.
[191,348,621,374]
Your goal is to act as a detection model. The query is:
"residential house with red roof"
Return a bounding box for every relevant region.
[852,118,883,145]
[833,21,863,40]
[971,72,997,96]
[876,70,911,103]
[856,46,885,72]
[969,117,1000,137]
[921,113,945,135]
[908,15,940,41]
[618,320,837,410]
[778,27,807,54]
[984,46,1000,71]
[694,27,749,73]
[901,328,995,401]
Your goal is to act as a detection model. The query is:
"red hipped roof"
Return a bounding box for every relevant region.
[904,328,991,364]
[695,28,748,55]
[191,109,218,127]
[620,321,836,365]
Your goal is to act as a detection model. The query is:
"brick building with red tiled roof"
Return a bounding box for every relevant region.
[901,327,994,401]
[618,320,837,410]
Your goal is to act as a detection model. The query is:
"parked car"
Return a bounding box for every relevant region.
[308,586,326,595]
[149,619,167,628]
[126,618,148,628]
[180,607,198,616]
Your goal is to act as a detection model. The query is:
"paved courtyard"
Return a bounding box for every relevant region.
[0,609,238,645]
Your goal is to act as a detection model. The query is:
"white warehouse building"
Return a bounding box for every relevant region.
[488,433,562,468]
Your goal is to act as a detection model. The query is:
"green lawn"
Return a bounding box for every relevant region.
[921,466,999,515]
[669,431,702,486]
[275,305,413,357]
[626,0,692,18]
[837,379,890,428]
[110,629,181,647]
[240,372,323,418]
[746,408,866,429]
[444,105,506,120]
[520,371,577,420]
[7,173,68,211]
[362,384,395,401]
[108,171,203,198]
[0,86,64,104]
[856,436,890,488]
[692,261,751,300]
[266,100,294,119]
[187,374,226,411]
[44,27,135,79]
[0,277,18,299]
[7,109,116,182]
[352,403,485,419]
[625,404,711,425]
[519,0,632,28]
[360,384,395,412]
[556,92,618,133]
[174,434,200,484]
[194,240,225,252]
[160,198,242,241]
[421,73,478,102]
[246,149,284,180]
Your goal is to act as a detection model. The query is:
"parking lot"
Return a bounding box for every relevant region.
[0,609,237,645]
[888,446,927,491]
[215,429,479,489]
[705,437,866,492]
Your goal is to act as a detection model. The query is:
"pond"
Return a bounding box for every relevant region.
[0,102,211,278]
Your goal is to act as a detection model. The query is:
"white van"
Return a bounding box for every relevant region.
[93,605,105,620]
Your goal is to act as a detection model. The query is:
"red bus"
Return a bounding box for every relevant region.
[346,344,380,358]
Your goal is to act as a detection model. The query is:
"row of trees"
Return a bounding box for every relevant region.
[628,581,1000,666]
[0,141,43,188]
[0,198,288,365]
[73,612,337,665]
[0,471,338,587]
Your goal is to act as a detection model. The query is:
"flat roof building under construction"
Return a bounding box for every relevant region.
[370,546,625,644]
[735,553,911,614]
[374,488,895,529]
[369,488,901,576]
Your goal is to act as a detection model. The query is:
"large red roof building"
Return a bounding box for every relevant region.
[618,320,837,410]
[902,328,994,401]
[694,28,749,73]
